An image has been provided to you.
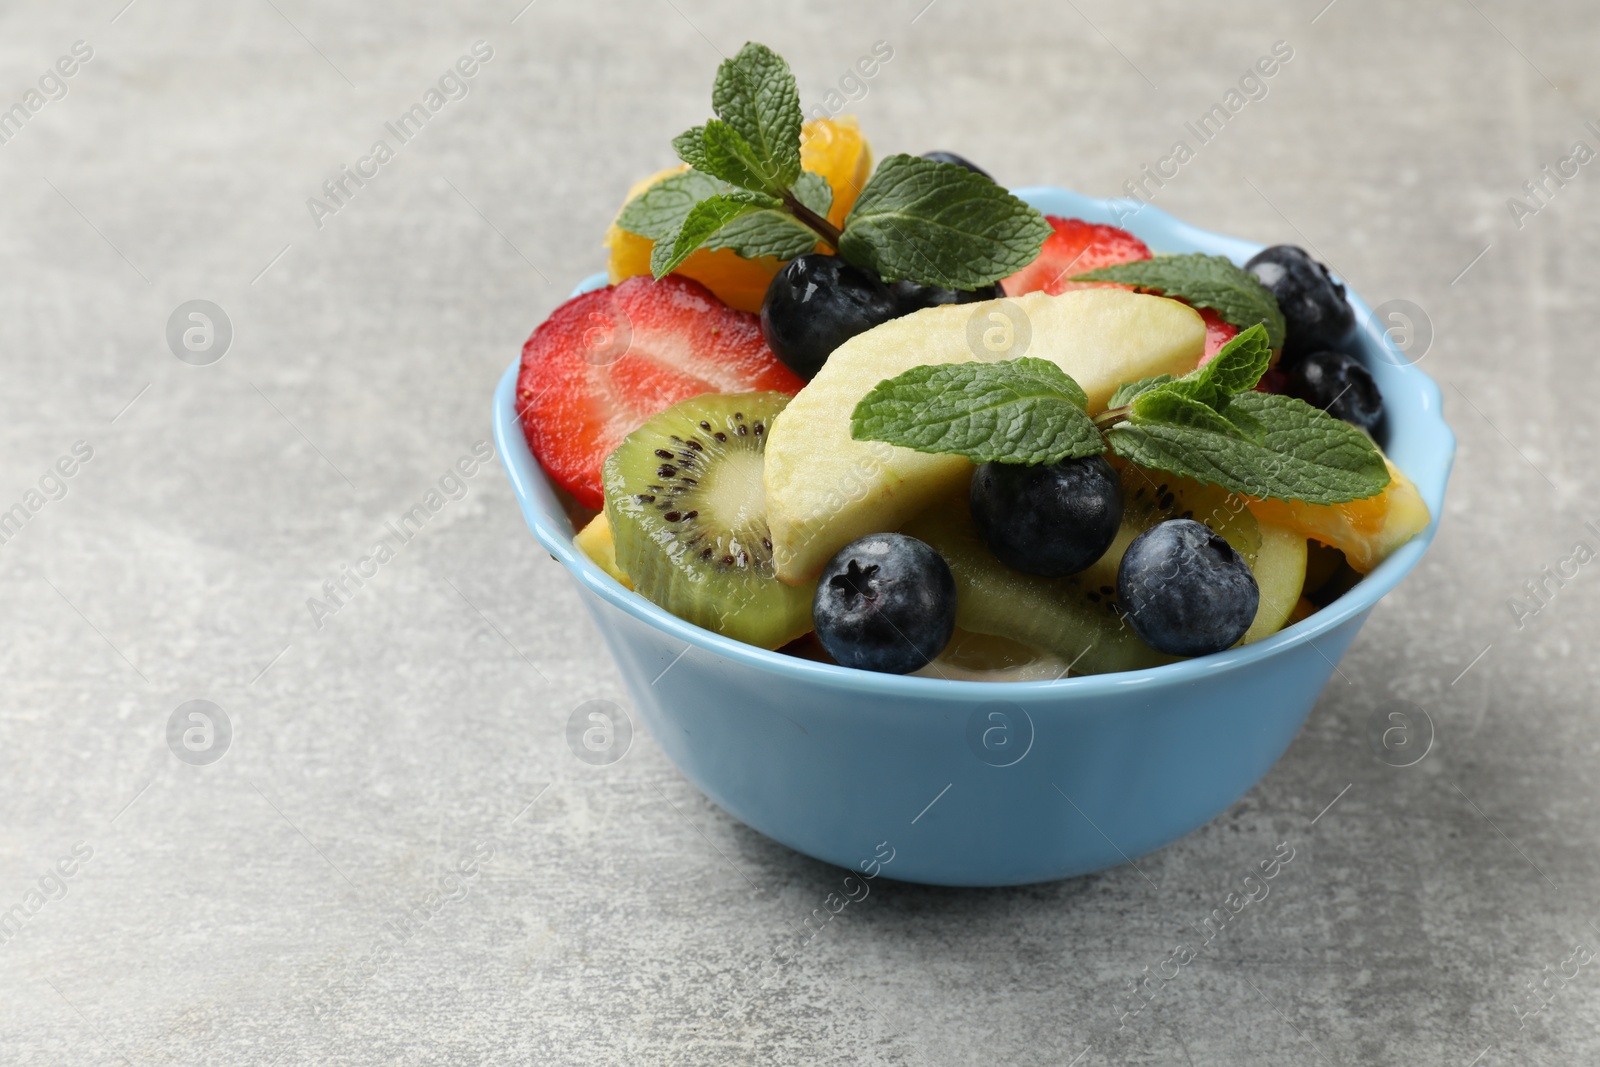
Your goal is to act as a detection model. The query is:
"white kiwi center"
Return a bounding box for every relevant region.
[700,448,767,554]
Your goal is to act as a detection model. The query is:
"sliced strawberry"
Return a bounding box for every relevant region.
[1196,308,1240,366]
[518,275,803,509]
[1002,217,1151,297]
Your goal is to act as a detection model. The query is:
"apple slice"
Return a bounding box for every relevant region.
[764,288,1206,584]
[575,512,632,589]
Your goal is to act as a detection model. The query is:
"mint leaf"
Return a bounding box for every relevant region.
[1148,322,1272,410]
[1109,390,1390,504]
[1106,327,1386,504]
[691,172,832,262]
[1074,253,1287,349]
[1130,388,1239,436]
[791,170,833,217]
[615,169,725,240]
[850,357,1102,465]
[704,209,818,261]
[672,126,709,171]
[1187,323,1272,398]
[837,154,1051,288]
[651,194,765,277]
[1112,323,1271,411]
[711,43,802,189]
[1108,374,1175,408]
[698,119,782,194]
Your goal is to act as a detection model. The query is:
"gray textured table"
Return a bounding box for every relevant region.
[3,2,1597,1064]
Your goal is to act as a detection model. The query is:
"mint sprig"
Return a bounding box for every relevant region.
[618,42,1049,289]
[1074,253,1287,349]
[850,358,1101,465]
[1107,326,1389,503]
[1109,392,1389,504]
[850,324,1391,505]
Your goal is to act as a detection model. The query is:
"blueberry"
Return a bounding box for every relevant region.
[760,253,898,380]
[813,533,957,674]
[1288,350,1384,437]
[970,455,1122,577]
[920,151,993,181]
[1244,245,1355,361]
[1116,519,1259,657]
[890,279,1005,315]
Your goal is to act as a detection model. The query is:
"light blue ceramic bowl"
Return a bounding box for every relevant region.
[493,187,1454,886]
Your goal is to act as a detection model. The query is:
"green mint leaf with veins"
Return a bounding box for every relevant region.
[790,170,833,216]
[1074,253,1287,349]
[1130,387,1240,436]
[850,357,1102,465]
[697,119,784,195]
[616,170,727,241]
[1110,323,1272,412]
[703,209,819,262]
[671,126,710,171]
[1108,374,1176,409]
[1188,323,1272,397]
[837,154,1051,288]
[1109,390,1390,504]
[650,194,768,277]
[711,43,803,189]
[626,169,834,273]
[703,171,830,261]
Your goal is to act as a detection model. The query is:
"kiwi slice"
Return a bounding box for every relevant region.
[904,496,1174,676]
[603,392,815,649]
[904,463,1308,675]
[914,629,1075,683]
[1245,523,1309,642]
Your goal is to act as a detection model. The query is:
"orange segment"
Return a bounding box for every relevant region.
[800,115,873,227]
[1244,457,1430,573]
[603,117,873,313]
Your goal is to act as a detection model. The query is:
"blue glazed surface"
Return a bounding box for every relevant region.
[493,187,1455,886]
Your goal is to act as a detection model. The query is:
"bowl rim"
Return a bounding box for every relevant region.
[493,187,1456,700]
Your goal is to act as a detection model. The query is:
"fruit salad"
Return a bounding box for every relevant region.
[516,43,1431,682]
